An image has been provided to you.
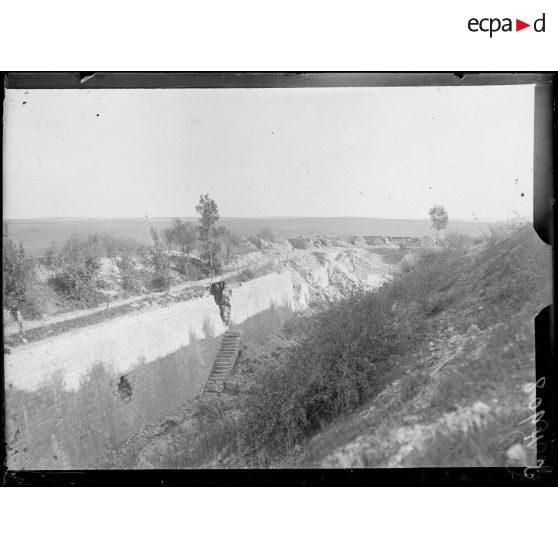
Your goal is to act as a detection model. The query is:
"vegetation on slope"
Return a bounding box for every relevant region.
[94,221,550,470]
[3,195,256,320]
[172,222,550,468]
[257,222,550,467]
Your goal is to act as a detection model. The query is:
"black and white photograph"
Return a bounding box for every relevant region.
[2,73,553,475]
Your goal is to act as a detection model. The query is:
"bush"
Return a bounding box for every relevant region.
[239,243,480,461]
[482,214,529,247]
[240,290,404,460]
[37,242,59,268]
[115,253,145,294]
[441,232,474,251]
[235,224,549,465]
[169,254,209,280]
[163,219,198,259]
[50,234,103,305]
[2,238,37,318]
[236,268,256,282]
[387,247,464,317]
[149,227,172,291]
[90,234,147,259]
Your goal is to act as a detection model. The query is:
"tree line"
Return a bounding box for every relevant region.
[2,194,245,318]
[3,200,450,320]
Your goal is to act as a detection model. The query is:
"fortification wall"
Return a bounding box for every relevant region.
[4,272,297,469]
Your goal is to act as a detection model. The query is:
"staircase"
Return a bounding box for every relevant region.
[204,328,242,393]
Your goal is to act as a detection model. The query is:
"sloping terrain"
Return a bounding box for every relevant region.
[285,247,394,304]
[283,225,551,468]
[93,225,551,469]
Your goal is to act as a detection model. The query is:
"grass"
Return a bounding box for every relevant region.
[154,222,551,468]
[288,313,540,468]
[159,397,244,468]
[254,224,548,464]
[406,415,538,468]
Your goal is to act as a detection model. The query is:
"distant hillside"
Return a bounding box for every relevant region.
[4,216,493,254]
[223,217,491,239]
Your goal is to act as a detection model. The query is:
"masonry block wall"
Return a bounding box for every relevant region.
[4,272,298,469]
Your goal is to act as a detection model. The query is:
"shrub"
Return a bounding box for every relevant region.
[163,218,198,259]
[149,227,172,291]
[115,253,145,294]
[2,238,37,318]
[90,234,147,259]
[236,268,256,282]
[50,234,103,305]
[235,223,549,465]
[151,273,171,292]
[239,241,484,461]
[387,247,465,320]
[240,290,404,460]
[38,241,59,268]
[482,214,529,247]
[441,232,474,251]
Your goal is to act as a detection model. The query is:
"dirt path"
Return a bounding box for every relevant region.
[3,258,282,349]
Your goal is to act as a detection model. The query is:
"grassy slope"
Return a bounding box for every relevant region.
[228,223,551,468]
[286,225,552,468]
[94,224,551,469]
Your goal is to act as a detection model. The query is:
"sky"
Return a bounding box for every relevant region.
[3,84,535,222]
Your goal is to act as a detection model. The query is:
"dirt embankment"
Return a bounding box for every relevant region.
[285,247,396,305]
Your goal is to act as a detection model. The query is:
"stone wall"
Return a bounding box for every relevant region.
[4,272,298,469]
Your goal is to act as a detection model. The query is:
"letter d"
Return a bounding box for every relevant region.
[534,13,545,32]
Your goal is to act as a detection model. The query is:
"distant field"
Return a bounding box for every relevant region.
[3,217,493,254]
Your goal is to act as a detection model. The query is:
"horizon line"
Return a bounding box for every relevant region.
[3,215,499,223]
